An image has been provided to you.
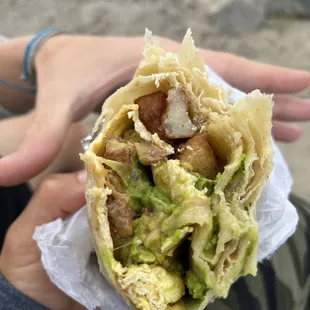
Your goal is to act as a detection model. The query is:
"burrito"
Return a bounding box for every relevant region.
[81,29,273,310]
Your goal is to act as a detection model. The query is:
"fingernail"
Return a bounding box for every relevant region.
[78,170,87,184]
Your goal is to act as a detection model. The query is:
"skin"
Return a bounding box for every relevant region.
[0,35,309,187]
[0,111,87,190]
[0,34,309,310]
[0,172,87,310]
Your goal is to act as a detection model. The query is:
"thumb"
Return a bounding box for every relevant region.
[0,171,87,310]
[1,170,86,271]
[18,170,87,233]
[0,104,72,187]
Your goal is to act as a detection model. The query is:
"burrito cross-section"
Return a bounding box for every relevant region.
[81,29,273,310]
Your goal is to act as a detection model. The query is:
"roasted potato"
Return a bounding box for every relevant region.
[177,133,219,179]
[135,89,197,141]
[135,91,167,139]
[163,88,197,139]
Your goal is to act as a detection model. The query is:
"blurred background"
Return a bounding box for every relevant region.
[1,0,309,200]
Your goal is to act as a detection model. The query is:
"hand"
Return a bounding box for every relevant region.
[0,35,144,186]
[0,171,87,310]
[0,35,309,186]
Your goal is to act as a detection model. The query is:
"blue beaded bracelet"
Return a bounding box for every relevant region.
[0,79,36,95]
[20,28,63,86]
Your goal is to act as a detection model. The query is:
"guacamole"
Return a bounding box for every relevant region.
[103,131,256,303]
[224,154,247,201]
[186,270,207,299]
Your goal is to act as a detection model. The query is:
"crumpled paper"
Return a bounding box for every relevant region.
[33,65,298,310]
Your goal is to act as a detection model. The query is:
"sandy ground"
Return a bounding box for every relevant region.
[0,1,309,200]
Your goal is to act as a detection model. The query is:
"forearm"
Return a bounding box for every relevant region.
[0,36,35,114]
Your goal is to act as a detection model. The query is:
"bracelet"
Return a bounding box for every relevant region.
[0,79,36,95]
[20,28,63,86]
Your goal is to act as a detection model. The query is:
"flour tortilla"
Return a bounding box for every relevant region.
[81,29,273,310]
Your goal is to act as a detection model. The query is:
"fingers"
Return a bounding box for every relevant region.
[24,171,86,227]
[7,171,86,248]
[1,171,87,310]
[273,95,310,122]
[203,50,310,94]
[272,121,302,143]
[0,104,71,187]
[202,50,309,143]
[272,95,309,143]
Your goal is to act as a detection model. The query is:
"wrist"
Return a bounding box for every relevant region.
[1,36,33,81]
[20,29,64,86]
[3,36,33,67]
[0,36,36,113]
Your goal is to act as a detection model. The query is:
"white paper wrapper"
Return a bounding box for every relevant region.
[33,66,298,310]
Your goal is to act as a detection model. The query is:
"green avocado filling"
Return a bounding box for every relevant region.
[204,216,219,256]
[186,270,207,299]
[103,155,176,215]
[104,155,185,268]
[193,172,216,196]
[224,154,246,201]
[103,129,254,303]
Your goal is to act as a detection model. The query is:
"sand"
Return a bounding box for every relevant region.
[0,1,309,200]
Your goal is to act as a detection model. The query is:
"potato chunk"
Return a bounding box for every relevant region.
[178,133,219,179]
[163,88,197,139]
[135,88,197,141]
[135,91,167,139]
